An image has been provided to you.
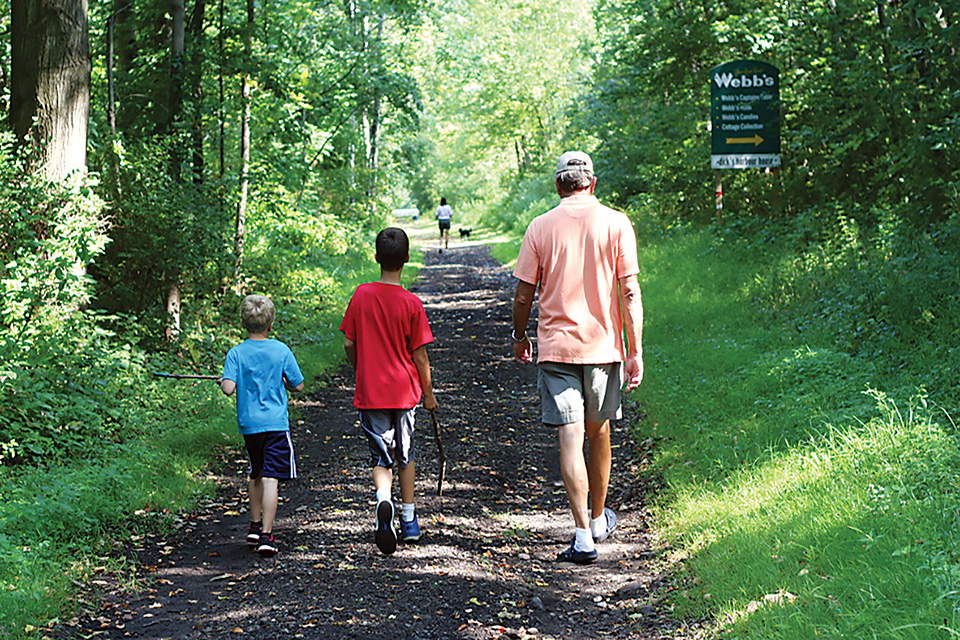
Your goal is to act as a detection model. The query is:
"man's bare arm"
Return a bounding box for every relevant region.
[512,280,537,363]
[619,274,644,391]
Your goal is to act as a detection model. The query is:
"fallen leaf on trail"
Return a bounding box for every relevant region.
[210,573,234,582]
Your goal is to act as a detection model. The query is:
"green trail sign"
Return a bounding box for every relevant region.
[710,60,781,170]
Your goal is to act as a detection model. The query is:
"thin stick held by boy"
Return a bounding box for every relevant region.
[339,227,438,555]
[221,294,305,558]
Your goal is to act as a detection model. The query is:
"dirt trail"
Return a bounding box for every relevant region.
[54,237,673,640]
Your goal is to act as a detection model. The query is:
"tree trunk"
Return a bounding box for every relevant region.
[168,0,185,181]
[218,0,225,181]
[235,76,250,290]
[366,14,385,176]
[234,0,254,292]
[188,0,206,184]
[164,281,181,341]
[161,0,187,341]
[0,30,8,115]
[10,0,90,182]
[106,7,122,196]
[362,12,384,211]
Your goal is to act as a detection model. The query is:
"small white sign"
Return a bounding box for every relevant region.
[711,154,782,170]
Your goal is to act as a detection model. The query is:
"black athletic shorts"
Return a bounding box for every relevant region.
[243,431,297,480]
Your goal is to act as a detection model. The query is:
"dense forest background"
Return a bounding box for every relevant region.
[1,0,959,636]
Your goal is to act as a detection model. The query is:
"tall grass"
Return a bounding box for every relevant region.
[632,210,960,638]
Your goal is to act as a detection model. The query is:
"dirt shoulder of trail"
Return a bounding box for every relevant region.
[52,237,702,640]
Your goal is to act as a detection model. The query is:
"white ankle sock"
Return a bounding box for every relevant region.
[376,487,391,504]
[574,527,595,552]
[401,503,415,522]
[590,513,607,539]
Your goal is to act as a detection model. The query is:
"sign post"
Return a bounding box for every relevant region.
[710,60,781,221]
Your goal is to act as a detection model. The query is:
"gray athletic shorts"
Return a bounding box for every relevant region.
[358,408,416,468]
[538,362,623,425]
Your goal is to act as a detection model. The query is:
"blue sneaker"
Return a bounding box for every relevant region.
[375,501,398,555]
[399,514,421,543]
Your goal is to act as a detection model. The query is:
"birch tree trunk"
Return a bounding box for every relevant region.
[163,0,186,340]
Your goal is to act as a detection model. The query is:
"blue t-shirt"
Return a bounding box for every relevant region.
[222,338,304,435]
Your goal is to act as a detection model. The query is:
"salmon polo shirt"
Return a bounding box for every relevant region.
[513,194,639,365]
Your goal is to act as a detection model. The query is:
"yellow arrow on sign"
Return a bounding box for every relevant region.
[726,134,764,146]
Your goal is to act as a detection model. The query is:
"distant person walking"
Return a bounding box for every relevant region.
[340,227,439,555]
[435,197,453,253]
[511,151,644,565]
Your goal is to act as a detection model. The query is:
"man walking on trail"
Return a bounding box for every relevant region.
[435,197,453,253]
[511,151,644,565]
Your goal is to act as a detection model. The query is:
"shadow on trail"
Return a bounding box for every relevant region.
[53,240,671,640]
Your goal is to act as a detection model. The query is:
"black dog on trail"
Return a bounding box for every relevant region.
[459,228,472,238]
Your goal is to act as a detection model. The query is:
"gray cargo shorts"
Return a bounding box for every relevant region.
[538,361,623,426]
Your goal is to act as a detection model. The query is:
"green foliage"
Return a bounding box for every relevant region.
[0,382,232,637]
[243,186,379,326]
[0,316,142,465]
[582,0,960,227]
[397,134,441,213]
[409,0,598,207]
[91,139,234,331]
[480,167,558,233]
[0,136,107,341]
[632,213,960,638]
[0,138,123,466]
[739,208,960,415]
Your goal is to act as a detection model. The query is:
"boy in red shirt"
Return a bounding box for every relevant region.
[340,227,438,555]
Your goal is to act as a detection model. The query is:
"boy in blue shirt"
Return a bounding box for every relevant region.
[221,294,304,557]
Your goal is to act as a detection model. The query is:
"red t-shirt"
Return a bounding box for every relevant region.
[339,282,434,410]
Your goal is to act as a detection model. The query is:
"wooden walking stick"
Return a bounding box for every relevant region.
[429,409,447,496]
[154,372,221,380]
